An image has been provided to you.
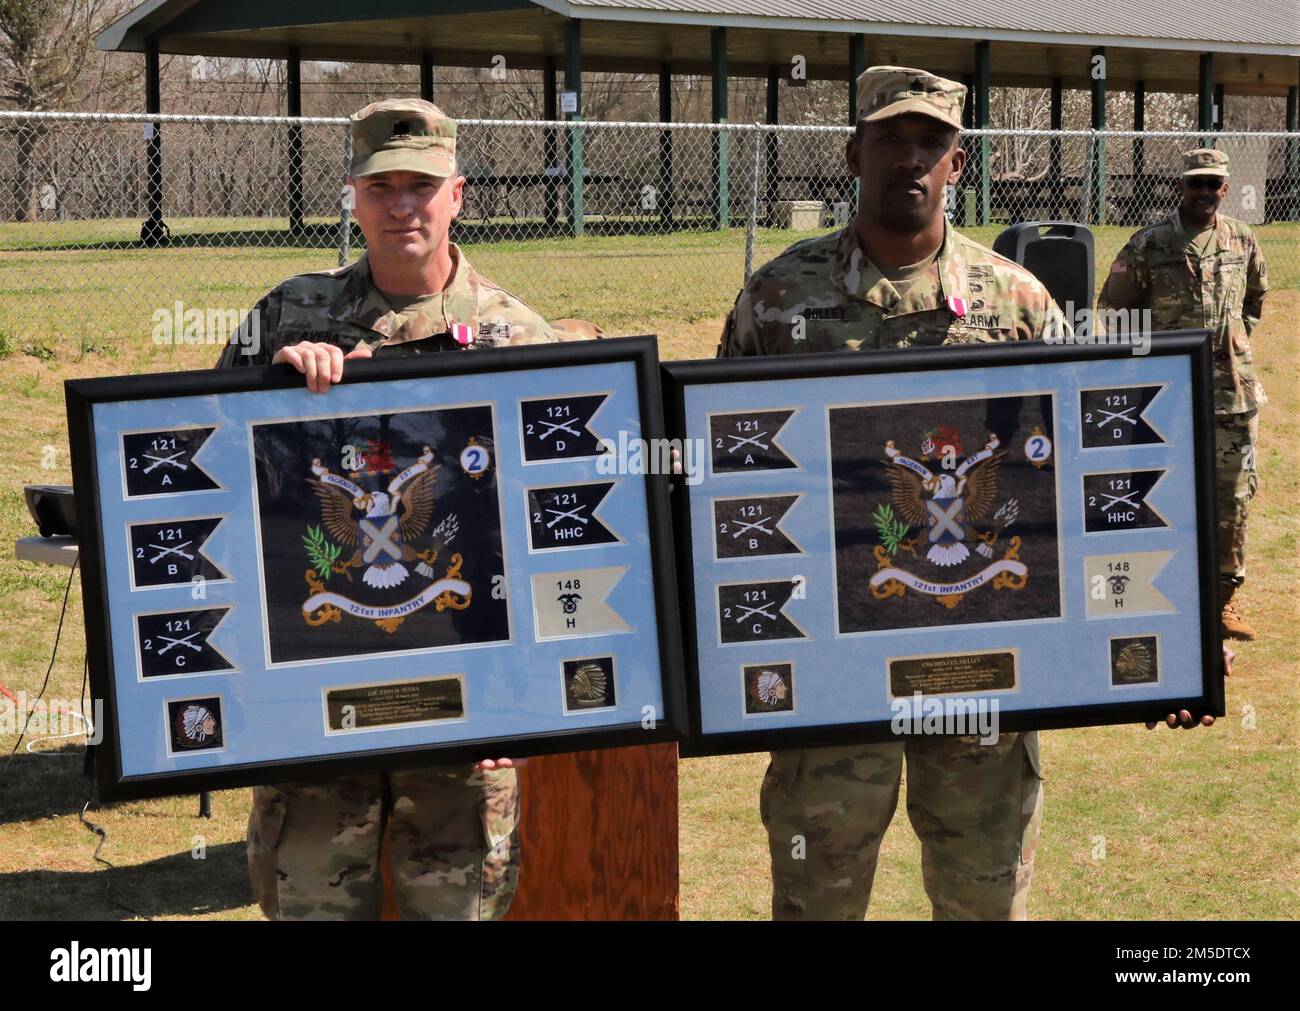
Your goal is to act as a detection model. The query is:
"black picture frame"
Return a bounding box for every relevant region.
[663,332,1223,757]
[67,335,686,801]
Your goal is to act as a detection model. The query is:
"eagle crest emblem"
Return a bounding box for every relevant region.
[868,428,1030,609]
[300,447,472,633]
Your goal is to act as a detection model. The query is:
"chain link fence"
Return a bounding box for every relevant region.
[1,110,1296,355]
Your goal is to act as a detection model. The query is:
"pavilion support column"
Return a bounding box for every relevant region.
[287,46,304,235]
[420,51,434,101]
[951,75,973,226]
[764,66,779,222]
[1214,83,1225,130]
[1133,79,1145,189]
[1198,53,1214,141]
[564,20,583,237]
[1287,85,1299,221]
[711,27,729,230]
[544,56,559,229]
[847,34,865,214]
[974,40,990,226]
[658,62,674,228]
[847,34,865,122]
[1090,46,1106,226]
[142,38,167,245]
[1049,77,1063,219]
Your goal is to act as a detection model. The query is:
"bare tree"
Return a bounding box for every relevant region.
[0,0,136,218]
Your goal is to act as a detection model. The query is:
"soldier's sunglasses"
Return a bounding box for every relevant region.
[1184,176,1226,190]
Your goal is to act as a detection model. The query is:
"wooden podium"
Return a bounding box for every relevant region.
[381,743,678,920]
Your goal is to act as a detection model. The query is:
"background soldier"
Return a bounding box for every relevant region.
[1097,149,1268,641]
[220,98,558,920]
[720,67,1209,922]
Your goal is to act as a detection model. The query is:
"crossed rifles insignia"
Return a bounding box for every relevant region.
[300,447,472,634]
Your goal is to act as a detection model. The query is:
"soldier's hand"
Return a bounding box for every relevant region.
[1145,710,1215,730]
[272,341,372,393]
[474,758,520,771]
[1142,648,1228,729]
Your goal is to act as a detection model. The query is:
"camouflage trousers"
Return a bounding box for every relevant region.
[760,732,1044,920]
[1216,410,1259,586]
[247,764,519,921]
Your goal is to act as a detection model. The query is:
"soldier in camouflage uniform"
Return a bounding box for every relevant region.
[220,99,558,920]
[1097,148,1268,641]
[718,66,1061,921]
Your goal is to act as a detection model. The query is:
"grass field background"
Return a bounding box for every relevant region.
[0,222,1295,920]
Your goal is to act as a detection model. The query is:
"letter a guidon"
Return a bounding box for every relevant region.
[532,566,632,639]
[709,410,797,473]
[122,427,220,497]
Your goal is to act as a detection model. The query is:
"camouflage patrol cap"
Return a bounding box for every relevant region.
[350,98,457,178]
[1181,147,1229,178]
[856,66,966,131]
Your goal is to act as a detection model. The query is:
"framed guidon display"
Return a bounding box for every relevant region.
[663,332,1223,756]
[67,335,685,801]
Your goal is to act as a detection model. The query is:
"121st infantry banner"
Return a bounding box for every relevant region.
[251,405,508,665]
[831,394,1061,632]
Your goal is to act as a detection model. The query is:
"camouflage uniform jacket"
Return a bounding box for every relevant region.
[718,222,1066,357]
[218,243,557,367]
[1097,211,1267,414]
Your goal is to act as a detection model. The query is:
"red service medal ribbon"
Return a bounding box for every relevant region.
[450,323,473,346]
[946,296,968,318]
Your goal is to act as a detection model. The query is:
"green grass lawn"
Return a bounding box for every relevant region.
[0,224,1296,920]
[2,219,1297,359]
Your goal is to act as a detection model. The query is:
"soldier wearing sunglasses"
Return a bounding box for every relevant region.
[1098,148,1269,642]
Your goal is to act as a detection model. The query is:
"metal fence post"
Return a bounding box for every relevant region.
[714,123,730,230]
[1082,131,1096,229]
[568,120,585,238]
[337,126,352,267]
[744,125,762,283]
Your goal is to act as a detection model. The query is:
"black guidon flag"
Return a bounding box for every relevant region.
[520,394,608,461]
[713,494,801,559]
[122,427,219,497]
[717,579,806,644]
[128,516,226,588]
[137,607,234,678]
[1079,386,1164,448]
[527,482,618,549]
[1083,469,1169,532]
[709,410,797,473]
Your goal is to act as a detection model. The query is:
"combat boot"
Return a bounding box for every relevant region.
[1220,584,1257,641]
